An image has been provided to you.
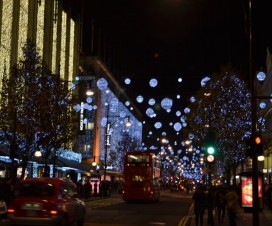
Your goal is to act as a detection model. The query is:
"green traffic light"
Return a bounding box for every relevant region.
[207,146,215,155]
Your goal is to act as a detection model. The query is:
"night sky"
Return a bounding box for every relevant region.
[79,0,272,145]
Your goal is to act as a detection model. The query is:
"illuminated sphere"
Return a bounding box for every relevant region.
[86,97,93,104]
[136,95,144,103]
[154,122,162,129]
[188,133,194,139]
[146,108,155,118]
[148,98,156,106]
[124,78,131,84]
[256,71,266,81]
[149,78,158,87]
[190,96,196,103]
[97,78,108,90]
[161,98,173,110]
[201,76,211,87]
[259,102,266,109]
[184,108,190,114]
[173,122,182,132]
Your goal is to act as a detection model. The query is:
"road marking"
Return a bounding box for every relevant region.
[178,216,193,226]
[148,222,167,225]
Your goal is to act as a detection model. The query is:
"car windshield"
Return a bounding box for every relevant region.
[19,182,55,197]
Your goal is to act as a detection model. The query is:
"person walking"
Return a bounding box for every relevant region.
[216,185,227,223]
[83,180,91,200]
[94,181,98,197]
[225,185,240,226]
[0,196,7,222]
[76,179,84,198]
[192,184,206,226]
[205,185,215,226]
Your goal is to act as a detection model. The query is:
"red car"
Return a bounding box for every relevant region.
[7,177,86,226]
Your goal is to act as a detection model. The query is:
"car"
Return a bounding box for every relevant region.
[7,177,86,226]
[170,183,179,192]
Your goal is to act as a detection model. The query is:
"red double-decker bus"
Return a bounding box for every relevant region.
[122,151,161,202]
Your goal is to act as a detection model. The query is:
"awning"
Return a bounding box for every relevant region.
[0,147,92,173]
[56,157,92,172]
[0,145,11,164]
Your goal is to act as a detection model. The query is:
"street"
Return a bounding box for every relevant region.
[84,190,192,226]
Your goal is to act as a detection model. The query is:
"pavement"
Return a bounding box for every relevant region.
[186,200,272,226]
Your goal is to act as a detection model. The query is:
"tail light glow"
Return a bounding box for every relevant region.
[7,208,15,213]
[50,210,58,215]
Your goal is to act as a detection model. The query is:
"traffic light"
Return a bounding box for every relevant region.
[254,134,263,156]
[205,131,216,163]
[206,154,215,163]
[207,145,215,155]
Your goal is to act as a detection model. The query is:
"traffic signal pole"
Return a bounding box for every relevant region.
[248,0,259,224]
[205,130,216,185]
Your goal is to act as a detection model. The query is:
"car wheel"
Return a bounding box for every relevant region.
[77,219,85,226]
[60,215,69,226]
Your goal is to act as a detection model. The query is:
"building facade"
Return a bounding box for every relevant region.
[0,0,143,182]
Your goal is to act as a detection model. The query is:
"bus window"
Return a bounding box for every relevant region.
[132,175,145,182]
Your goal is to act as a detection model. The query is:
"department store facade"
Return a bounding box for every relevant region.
[0,0,143,182]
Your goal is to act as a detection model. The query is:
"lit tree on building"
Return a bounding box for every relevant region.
[0,40,76,179]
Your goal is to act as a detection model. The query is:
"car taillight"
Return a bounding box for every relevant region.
[7,208,15,213]
[50,210,58,215]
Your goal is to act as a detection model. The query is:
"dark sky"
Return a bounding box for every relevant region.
[80,0,272,144]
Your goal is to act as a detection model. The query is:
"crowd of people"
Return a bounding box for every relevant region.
[0,178,15,222]
[192,184,240,226]
[76,179,122,199]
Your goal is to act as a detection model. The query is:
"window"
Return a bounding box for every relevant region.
[132,175,146,182]
[19,182,55,197]
[127,154,149,163]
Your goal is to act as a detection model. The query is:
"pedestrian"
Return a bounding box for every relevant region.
[192,184,206,226]
[89,182,93,197]
[264,184,272,209]
[94,182,98,197]
[216,185,226,223]
[76,179,84,198]
[83,180,91,199]
[0,196,7,222]
[205,185,215,226]
[0,178,12,207]
[225,185,239,226]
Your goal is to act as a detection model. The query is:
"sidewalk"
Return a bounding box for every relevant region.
[187,202,272,226]
[85,191,121,202]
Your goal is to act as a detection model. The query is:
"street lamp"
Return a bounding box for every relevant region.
[34,149,47,177]
[86,79,95,96]
[34,149,42,157]
[86,88,94,96]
